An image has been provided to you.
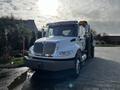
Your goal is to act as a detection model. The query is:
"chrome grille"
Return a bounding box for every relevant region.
[44,42,56,54]
[33,42,56,55]
[34,42,43,54]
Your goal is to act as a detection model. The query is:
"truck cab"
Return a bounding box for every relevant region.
[25,21,94,75]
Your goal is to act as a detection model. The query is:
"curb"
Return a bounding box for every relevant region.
[7,70,28,90]
[0,64,25,69]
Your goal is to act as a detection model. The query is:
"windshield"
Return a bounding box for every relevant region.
[46,25,78,37]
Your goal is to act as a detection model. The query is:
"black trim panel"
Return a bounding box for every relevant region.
[31,56,75,61]
[70,38,76,42]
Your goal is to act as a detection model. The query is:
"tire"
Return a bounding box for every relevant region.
[90,34,94,58]
[30,68,37,71]
[74,50,82,76]
[91,46,94,58]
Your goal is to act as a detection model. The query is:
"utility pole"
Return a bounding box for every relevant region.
[5,29,8,60]
[21,23,25,56]
[22,36,25,56]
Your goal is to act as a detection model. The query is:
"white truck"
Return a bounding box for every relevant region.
[25,21,95,75]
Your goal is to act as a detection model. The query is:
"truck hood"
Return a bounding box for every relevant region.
[35,36,76,43]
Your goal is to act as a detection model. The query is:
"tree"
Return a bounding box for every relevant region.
[16,23,32,55]
[0,16,34,61]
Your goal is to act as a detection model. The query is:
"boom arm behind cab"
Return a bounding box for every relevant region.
[79,21,94,58]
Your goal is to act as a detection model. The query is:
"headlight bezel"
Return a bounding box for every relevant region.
[58,50,74,57]
[28,45,34,55]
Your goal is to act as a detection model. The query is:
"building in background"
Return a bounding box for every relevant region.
[95,33,120,45]
[102,34,120,45]
[22,20,38,39]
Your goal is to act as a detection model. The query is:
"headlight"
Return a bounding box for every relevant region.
[58,50,73,56]
[28,46,34,55]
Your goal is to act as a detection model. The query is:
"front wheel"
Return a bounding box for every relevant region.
[74,51,82,76]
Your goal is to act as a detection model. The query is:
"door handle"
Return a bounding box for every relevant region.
[79,38,82,40]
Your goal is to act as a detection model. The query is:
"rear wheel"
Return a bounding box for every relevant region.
[90,34,95,58]
[74,50,82,76]
[91,46,94,58]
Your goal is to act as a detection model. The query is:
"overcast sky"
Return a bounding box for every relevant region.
[0,0,120,34]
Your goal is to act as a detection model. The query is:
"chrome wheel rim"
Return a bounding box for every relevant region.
[76,59,80,74]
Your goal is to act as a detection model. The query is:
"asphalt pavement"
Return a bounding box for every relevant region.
[1,47,120,90]
[22,47,120,90]
[0,67,28,90]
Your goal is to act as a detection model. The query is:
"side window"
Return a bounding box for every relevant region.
[79,26,86,37]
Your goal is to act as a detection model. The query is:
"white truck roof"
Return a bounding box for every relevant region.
[47,21,78,27]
